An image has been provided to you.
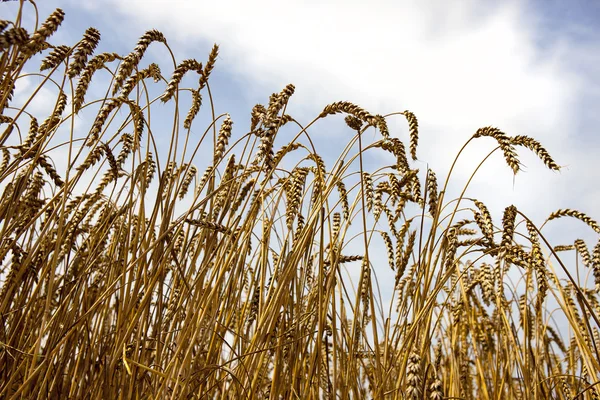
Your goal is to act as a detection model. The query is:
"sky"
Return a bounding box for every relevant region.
[3,1,600,300]
[54,0,598,221]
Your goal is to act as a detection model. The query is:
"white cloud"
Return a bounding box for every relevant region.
[84,0,599,255]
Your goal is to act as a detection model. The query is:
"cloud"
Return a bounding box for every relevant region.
[77,0,599,268]
[97,0,573,126]
[97,2,593,174]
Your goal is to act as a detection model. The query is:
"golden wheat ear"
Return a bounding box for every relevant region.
[68,27,101,78]
[160,59,202,103]
[473,126,520,174]
[112,29,167,95]
[28,8,65,51]
[511,135,560,171]
[548,208,600,233]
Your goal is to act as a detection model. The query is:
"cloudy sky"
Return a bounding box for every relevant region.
[4,1,600,294]
[59,0,598,214]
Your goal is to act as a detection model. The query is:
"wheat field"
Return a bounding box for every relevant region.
[1,4,600,399]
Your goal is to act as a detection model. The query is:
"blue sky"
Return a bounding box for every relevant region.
[3,0,600,296]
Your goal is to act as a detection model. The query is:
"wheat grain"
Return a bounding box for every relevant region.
[273,142,301,167]
[0,148,9,175]
[574,239,592,268]
[320,101,375,125]
[403,110,419,160]
[28,8,65,51]
[112,29,166,94]
[473,200,494,245]
[360,258,371,319]
[0,20,10,34]
[409,170,424,207]
[345,115,363,131]
[285,168,308,229]
[143,152,156,191]
[548,208,600,234]
[214,114,233,164]
[0,73,16,114]
[479,263,495,305]
[125,101,145,151]
[178,164,197,200]
[336,180,350,222]
[373,182,384,220]
[254,133,276,170]
[18,117,38,157]
[406,351,422,399]
[104,143,120,177]
[0,26,29,50]
[374,114,390,140]
[379,138,410,172]
[554,244,575,252]
[118,63,161,100]
[116,133,134,167]
[184,89,202,129]
[196,165,214,197]
[473,126,520,174]
[250,104,267,132]
[160,161,177,200]
[213,155,237,216]
[265,84,295,125]
[37,155,63,186]
[161,59,203,103]
[396,230,416,285]
[68,27,101,78]
[77,144,104,174]
[73,52,121,113]
[593,239,600,291]
[40,45,70,71]
[380,231,394,271]
[199,44,219,90]
[87,98,121,146]
[500,205,517,248]
[511,135,560,171]
[426,169,438,219]
[230,178,256,215]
